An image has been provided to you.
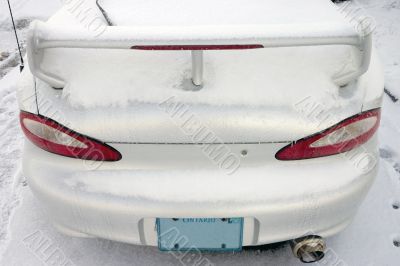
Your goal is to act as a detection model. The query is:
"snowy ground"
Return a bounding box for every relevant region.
[0,0,399,265]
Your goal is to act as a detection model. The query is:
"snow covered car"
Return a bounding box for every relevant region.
[17,0,383,262]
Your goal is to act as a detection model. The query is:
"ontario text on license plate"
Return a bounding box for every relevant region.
[157,218,243,252]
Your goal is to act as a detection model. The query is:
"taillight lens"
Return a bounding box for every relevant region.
[130,45,264,50]
[276,109,381,160]
[20,111,121,161]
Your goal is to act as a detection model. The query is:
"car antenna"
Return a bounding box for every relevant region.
[6,0,24,72]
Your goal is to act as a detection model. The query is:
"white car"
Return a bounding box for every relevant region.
[17,0,383,263]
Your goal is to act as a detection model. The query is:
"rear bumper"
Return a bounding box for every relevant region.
[23,139,379,246]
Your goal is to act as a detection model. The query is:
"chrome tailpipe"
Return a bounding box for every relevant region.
[290,235,326,263]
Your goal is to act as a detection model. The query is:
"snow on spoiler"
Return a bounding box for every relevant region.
[27,20,372,88]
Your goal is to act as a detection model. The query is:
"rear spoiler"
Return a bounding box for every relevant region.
[27,20,372,88]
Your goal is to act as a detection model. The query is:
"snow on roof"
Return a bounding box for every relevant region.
[98,0,351,28]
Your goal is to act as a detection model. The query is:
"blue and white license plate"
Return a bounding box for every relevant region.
[157,218,243,252]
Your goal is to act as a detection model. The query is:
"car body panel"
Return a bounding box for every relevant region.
[24,136,378,246]
[17,0,384,248]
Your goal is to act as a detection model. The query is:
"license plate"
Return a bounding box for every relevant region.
[157,218,243,252]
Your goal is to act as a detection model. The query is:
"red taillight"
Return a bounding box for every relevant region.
[20,111,121,161]
[130,45,264,50]
[276,109,381,160]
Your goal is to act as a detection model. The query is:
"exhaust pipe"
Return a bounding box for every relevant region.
[290,235,326,263]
